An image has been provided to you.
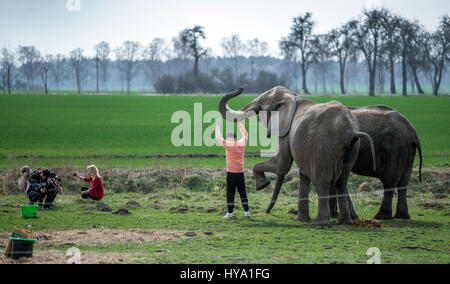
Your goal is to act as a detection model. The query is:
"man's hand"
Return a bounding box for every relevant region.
[40,188,46,193]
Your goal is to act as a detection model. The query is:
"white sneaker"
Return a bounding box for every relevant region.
[245,212,251,218]
[224,213,234,219]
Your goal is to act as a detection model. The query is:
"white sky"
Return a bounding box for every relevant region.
[0,0,448,57]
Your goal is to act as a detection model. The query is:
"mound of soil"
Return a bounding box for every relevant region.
[184,232,197,237]
[113,209,131,215]
[353,219,387,228]
[422,202,447,210]
[205,208,218,213]
[126,201,142,208]
[170,205,189,213]
[96,202,112,212]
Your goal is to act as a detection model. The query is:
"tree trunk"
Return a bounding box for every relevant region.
[44,68,48,95]
[402,55,408,97]
[340,69,345,95]
[96,56,99,94]
[369,70,375,97]
[412,67,424,94]
[389,58,396,94]
[339,59,346,95]
[301,62,310,95]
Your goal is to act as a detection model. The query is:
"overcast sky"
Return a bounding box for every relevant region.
[0,0,448,57]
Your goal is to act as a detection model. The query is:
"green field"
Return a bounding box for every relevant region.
[0,180,449,264]
[0,93,449,264]
[0,94,449,169]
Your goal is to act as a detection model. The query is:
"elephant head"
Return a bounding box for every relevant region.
[219,86,298,138]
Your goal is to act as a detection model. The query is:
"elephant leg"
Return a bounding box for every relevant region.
[253,159,277,191]
[395,170,412,219]
[374,179,397,220]
[254,137,293,191]
[295,173,311,222]
[336,171,353,225]
[329,185,339,218]
[348,194,359,221]
[266,175,285,213]
[312,182,331,226]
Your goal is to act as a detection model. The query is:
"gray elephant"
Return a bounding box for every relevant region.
[265,102,423,221]
[219,86,376,225]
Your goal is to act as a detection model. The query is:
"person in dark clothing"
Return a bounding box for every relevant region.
[226,172,249,215]
[26,169,63,209]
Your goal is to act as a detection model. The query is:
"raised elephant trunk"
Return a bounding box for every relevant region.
[219,88,259,122]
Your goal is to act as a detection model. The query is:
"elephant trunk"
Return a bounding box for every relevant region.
[219,88,259,122]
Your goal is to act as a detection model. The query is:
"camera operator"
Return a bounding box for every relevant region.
[18,166,32,192]
[26,169,63,209]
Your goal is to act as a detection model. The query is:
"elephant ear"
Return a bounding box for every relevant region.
[277,95,297,138]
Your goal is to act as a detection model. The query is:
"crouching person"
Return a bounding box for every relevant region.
[26,169,63,209]
[76,165,104,201]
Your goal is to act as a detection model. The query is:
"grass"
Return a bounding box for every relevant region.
[0,188,448,264]
[0,94,449,169]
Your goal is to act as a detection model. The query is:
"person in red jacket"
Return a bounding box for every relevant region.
[76,165,104,201]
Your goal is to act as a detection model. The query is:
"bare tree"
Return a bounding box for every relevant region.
[0,48,15,94]
[143,38,167,86]
[180,25,208,78]
[380,11,401,94]
[280,12,315,94]
[424,16,450,96]
[408,28,428,94]
[115,41,141,95]
[221,34,246,73]
[39,55,51,94]
[280,40,301,93]
[69,48,87,95]
[48,54,66,91]
[18,46,41,90]
[398,18,419,96]
[350,9,385,96]
[94,41,111,92]
[329,22,354,95]
[311,34,332,94]
[247,38,269,79]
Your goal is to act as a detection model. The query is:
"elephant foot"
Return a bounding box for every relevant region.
[256,179,271,191]
[330,211,339,218]
[312,216,330,226]
[394,212,410,220]
[295,214,311,223]
[350,212,359,221]
[338,217,353,225]
[374,211,393,220]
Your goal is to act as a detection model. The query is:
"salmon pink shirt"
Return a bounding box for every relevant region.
[216,121,248,173]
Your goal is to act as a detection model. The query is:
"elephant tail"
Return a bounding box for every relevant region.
[415,141,423,183]
[355,132,376,171]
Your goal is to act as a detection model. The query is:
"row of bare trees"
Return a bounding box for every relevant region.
[280,9,450,96]
[1,8,449,96]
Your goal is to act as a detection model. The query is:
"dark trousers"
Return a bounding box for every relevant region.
[28,190,57,207]
[226,172,249,213]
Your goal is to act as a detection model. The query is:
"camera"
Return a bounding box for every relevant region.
[44,172,61,191]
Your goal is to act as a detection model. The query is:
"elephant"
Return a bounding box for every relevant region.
[219,86,376,225]
[265,103,423,220]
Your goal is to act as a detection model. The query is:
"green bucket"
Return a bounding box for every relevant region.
[9,238,36,259]
[21,205,39,218]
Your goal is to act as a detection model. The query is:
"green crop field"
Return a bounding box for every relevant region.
[0,93,449,264]
[0,94,449,169]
